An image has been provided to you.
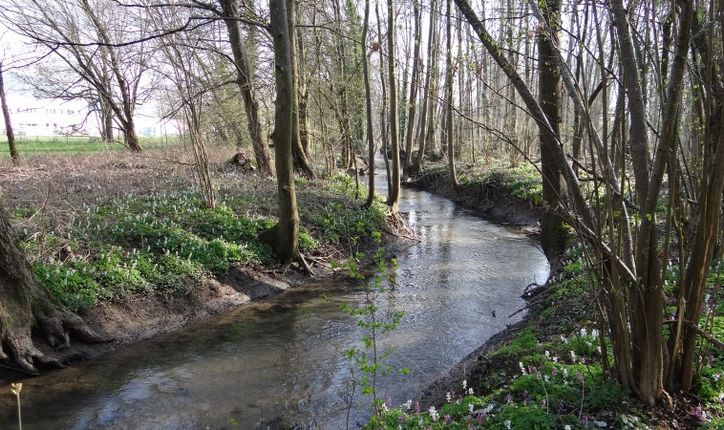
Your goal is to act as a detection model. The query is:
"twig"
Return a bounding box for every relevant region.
[663,319,724,350]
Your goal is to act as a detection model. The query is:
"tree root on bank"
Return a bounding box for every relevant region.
[384,211,419,241]
[1,309,109,376]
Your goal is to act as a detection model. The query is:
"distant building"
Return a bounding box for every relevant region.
[0,93,179,138]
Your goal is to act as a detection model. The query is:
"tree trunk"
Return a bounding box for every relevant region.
[0,63,19,164]
[376,0,391,196]
[444,0,458,187]
[413,0,436,175]
[220,0,274,177]
[100,98,114,144]
[403,0,421,179]
[267,0,299,265]
[362,0,376,207]
[124,119,142,152]
[537,0,565,262]
[385,0,401,213]
[286,0,315,177]
[0,202,106,375]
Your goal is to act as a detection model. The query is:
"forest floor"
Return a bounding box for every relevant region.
[0,145,406,379]
[385,161,723,430]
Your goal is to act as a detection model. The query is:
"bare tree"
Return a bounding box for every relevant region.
[265,0,300,265]
[0,0,153,151]
[0,60,18,163]
[219,0,274,176]
[385,0,400,214]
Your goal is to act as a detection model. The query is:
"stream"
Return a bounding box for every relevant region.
[0,167,548,429]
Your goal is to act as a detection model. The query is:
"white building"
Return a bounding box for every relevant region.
[1,92,178,139]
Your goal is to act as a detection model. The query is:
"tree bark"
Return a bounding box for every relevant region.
[220,0,274,177]
[362,0,376,207]
[444,0,458,187]
[385,0,401,213]
[402,0,421,179]
[267,0,299,265]
[537,0,565,262]
[0,62,19,163]
[0,202,105,375]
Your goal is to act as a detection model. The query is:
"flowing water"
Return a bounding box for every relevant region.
[0,167,548,429]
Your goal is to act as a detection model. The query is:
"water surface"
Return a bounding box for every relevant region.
[0,169,548,429]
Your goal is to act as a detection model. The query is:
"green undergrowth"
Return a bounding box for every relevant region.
[13,174,388,311]
[424,161,543,206]
[370,246,723,429]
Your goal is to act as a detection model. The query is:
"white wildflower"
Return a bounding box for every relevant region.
[544,375,550,383]
[564,426,572,430]
[429,406,439,422]
[570,350,576,362]
[462,379,467,390]
[519,361,527,375]
[504,419,512,429]
[381,402,389,413]
[591,329,599,338]
[446,391,452,403]
[544,350,550,359]
[580,328,588,337]
[402,400,413,411]
[468,403,474,413]
[468,388,474,395]
[483,403,495,414]
[562,368,569,378]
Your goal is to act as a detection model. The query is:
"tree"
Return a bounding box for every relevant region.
[219,0,274,176]
[454,0,722,404]
[0,60,18,163]
[402,0,421,179]
[536,0,565,261]
[286,0,315,177]
[362,0,376,208]
[0,0,152,151]
[444,0,458,187]
[0,202,105,375]
[266,0,300,265]
[385,0,401,214]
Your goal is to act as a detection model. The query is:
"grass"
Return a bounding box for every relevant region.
[0,135,178,157]
[423,160,544,207]
[7,152,389,311]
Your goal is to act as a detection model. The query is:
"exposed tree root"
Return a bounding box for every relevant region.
[383,211,419,241]
[1,308,109,376]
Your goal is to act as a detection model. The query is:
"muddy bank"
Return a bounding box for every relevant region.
[0,266,290,381]
[404,169,541,231]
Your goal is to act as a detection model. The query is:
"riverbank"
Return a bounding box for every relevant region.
[389,164,721,429]
[0,147,402,379]
[404,162,543,232]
